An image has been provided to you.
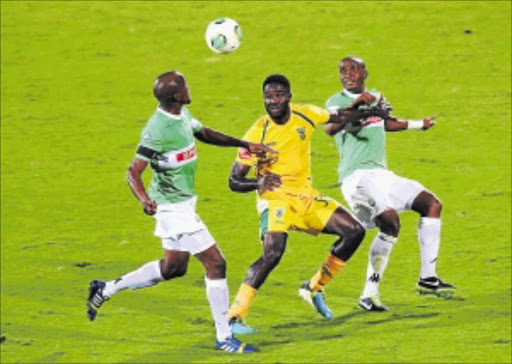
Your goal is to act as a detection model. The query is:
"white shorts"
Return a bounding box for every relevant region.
[153,196,215,254]
[153,196,207,238]
[161,229,216,256]
[341,169,428,229]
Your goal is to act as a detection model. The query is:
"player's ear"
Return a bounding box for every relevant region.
[172,92,181,102]
[289,92,293,100]
[363,70,369,80]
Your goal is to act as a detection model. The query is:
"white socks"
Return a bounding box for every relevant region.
[103,260,163,297]
[101,261,232,341]
[418,217,441,279]
[361,217,442,298]
[362,233,396,298]
[205,277,232,342]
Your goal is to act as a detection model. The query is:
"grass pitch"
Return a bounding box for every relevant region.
[1,1,511,363]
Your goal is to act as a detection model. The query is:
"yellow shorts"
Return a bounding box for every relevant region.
[257,188,340,239]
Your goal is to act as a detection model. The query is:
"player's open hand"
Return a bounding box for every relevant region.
[422,116,437,130]
[258,172,282,194]
[142,198,157,215]
[247,143,276,158]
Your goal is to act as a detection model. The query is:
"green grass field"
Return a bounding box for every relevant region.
[1,1,511,363]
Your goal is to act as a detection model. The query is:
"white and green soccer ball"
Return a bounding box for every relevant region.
[205,17,242,54]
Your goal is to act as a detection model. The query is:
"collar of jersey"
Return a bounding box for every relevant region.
[342,89,367,99]
[157,106,183,120]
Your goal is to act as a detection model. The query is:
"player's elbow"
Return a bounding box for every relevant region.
[228,175,239,192]
[228,174,252,192]
[324,125,337,137]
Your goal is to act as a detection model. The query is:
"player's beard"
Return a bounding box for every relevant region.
[266,103,289,121]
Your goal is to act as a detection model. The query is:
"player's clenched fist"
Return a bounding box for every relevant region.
[142,198,157,215]
[350,91,376,108]
[257,172,282,194]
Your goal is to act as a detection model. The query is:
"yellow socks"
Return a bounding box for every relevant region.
[228,283,257,321]
[309,254,346,292]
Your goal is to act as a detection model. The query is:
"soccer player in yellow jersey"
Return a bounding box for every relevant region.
[226,74,388,334]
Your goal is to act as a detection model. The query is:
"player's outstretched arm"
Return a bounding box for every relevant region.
[228,161,282,193]
[385,116,436,132]
[324,108,389,136]
[194,126,271,157]
[127,158,157,215]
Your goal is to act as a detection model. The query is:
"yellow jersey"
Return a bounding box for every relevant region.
[236,103,330,191]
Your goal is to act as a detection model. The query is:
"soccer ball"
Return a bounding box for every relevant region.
[205,17,242,54]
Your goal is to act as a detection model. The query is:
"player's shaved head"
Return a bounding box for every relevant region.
[340,56,366,69]
[153,71,185,102]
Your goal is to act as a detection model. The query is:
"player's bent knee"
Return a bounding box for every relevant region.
[376,212,400,237]
[353,223,366,242]
[330,238,361,261]
[209,259,226,278]
[344,221,365,244]
[382,221,400,237]
[429,198,443,217]
[161,264,188,280]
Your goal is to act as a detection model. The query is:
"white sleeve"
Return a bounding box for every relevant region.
[190,118,203,133]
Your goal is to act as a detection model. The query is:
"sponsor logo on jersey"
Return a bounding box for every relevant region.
[155,143,197,169]
[176,146,196,162]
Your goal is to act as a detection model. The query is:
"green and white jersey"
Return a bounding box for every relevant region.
[135,106,202,204]
[325,89,388,184]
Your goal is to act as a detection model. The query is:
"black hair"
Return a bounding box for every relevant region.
[262,74,291,92]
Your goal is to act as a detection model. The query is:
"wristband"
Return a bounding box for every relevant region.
[407,120,424,130]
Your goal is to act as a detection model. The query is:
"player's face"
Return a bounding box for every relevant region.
[339,59,367,92]
[264,83,291,121]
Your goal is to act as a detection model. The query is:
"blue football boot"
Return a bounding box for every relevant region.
[298,281,333,319]
[215,336,257,353]
[229,317,257,335]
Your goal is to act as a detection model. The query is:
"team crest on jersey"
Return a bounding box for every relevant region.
[275,208,285,220]
[296,127,306,140]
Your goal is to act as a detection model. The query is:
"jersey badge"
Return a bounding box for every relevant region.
[296,127,306,140]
